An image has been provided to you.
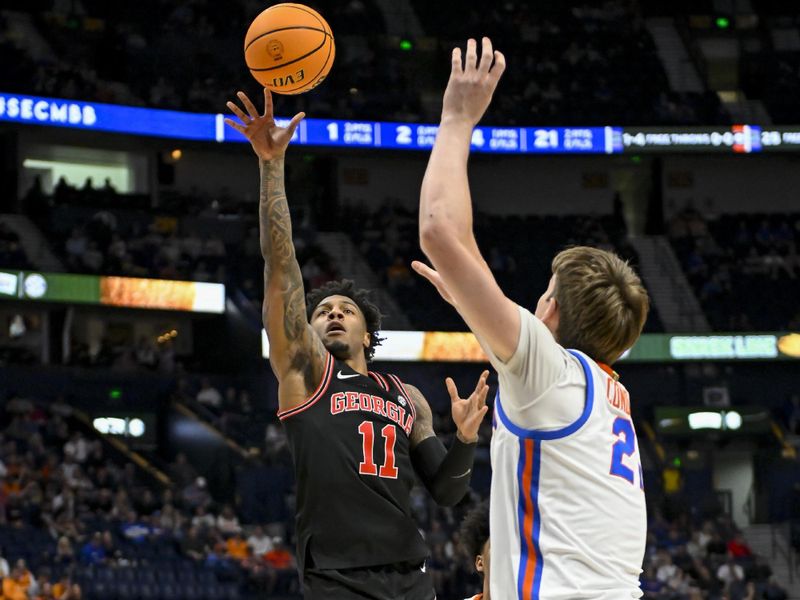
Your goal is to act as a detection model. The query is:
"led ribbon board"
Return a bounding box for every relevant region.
[262,330,800,362]
[8,92,800,154]
[0,270,225,313]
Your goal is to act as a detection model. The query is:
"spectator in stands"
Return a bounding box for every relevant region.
[191,505,215,530]
[246,525,273,557]
[196,378,222,410]
[727,532,753,559]
[54,536,75,567]
[51,573,82,600]
[182,476,211,512]
[168,452,197,490]
[225,531,249,562]
[29,566,51,599]
[717,552,746,588]
[181,525,208,562]
[216,504,241,535]
[79,532,106,565]
[2,560,30,600]
[63,433,89,464]
[264,537,297,593]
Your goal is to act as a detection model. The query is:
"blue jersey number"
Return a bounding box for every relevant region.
[610,417,639,486]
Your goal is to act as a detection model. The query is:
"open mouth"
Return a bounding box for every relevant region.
[326,323,346,334]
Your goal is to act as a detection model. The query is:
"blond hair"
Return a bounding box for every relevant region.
[551,246,649,364]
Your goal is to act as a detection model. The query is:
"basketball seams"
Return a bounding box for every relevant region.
[283,3,330,36]
[247,35,328,72]
[280,35,334,94]
[244,3,332,50]
[244,26,330,53]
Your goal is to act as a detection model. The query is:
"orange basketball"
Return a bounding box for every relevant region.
[244,3,335,95]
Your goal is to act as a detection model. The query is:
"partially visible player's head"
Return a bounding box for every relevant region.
[534,246,649,364]
[459,499,490,599]
[306,280,384,362]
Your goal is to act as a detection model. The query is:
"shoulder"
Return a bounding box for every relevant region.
[399,383,432,419]
[396,381,435,446]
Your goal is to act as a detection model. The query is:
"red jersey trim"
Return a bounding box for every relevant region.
[386,374,417,422]
[368,371,390,391]
[278,353,334,421]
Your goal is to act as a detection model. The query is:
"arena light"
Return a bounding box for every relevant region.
[656,407,769,435]
[93,416,146,438]
[715,16,730,29]
[688,411,723,430]
[0,270,225,313]
[399,39,413,51]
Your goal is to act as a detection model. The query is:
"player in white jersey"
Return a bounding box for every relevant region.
[414,37,651,599]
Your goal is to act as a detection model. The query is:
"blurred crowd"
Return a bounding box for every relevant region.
[0,0,731,126]
[669,203,800,331]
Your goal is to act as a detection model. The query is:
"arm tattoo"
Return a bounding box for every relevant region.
[407,385,437,448]
[260,158,325,386]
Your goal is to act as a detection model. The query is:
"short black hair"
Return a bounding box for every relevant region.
[459,498,490,560]
[305,279,385,362]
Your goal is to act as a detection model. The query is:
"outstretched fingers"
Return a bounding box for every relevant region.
[478,37,493,74]
[262,87,273,119]
[226,101,250,124]
[465,38,478,72]
[490,50,507,81]
[451,47,463,76]
[223,118,246,134]
[286,111,306,136]
[445,377,460,405]
[238,91,259,119]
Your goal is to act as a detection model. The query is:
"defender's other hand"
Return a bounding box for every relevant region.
[224,88,304,161]
[411,261,456,307]
[441,37,506,127]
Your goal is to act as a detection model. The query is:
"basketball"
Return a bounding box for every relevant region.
[244,3,335,95]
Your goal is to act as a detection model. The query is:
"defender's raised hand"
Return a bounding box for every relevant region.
[411,260,457,308]
[442,37,506,127]
[224,88,305,161]
[447,370,490,444]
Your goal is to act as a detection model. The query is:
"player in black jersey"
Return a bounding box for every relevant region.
[225,89,490,600]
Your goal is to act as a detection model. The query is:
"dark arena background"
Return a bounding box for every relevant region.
[0,0,799,599]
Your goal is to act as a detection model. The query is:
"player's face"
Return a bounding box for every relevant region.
[476,539,491,599]
[310,295,370,360]
[534,275,559,336]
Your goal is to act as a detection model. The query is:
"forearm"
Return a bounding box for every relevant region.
[411,434,477,506]
[419,118,475,248]
[259,158,307,341]
[260,158,301,280]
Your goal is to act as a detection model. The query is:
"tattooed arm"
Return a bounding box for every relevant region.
[225,89,326,408]
[404,373,490,506]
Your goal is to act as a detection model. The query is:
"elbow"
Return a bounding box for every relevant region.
[419,219,460,259]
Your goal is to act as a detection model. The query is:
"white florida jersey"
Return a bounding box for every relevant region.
[484,306,646,600]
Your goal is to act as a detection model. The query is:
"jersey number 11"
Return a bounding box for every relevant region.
[358,421,398,479]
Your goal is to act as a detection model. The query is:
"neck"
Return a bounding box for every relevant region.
[344,356,369,375]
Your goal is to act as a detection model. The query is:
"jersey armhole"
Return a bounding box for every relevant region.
[277,352,334,421]
[494,349,594,440]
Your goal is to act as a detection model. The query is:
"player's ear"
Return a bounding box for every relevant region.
[363,331,371,349]
[475,554,484,574]
[542,295,559,331]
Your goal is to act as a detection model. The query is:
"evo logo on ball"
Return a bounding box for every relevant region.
[271,69,305,88]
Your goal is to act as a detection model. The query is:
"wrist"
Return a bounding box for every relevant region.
[439,115,476,131]
[456,430,478,444]
[259,154,285,165]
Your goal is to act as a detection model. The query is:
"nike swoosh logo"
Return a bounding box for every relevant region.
[452,468,471,479]
[337,371,360,380]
